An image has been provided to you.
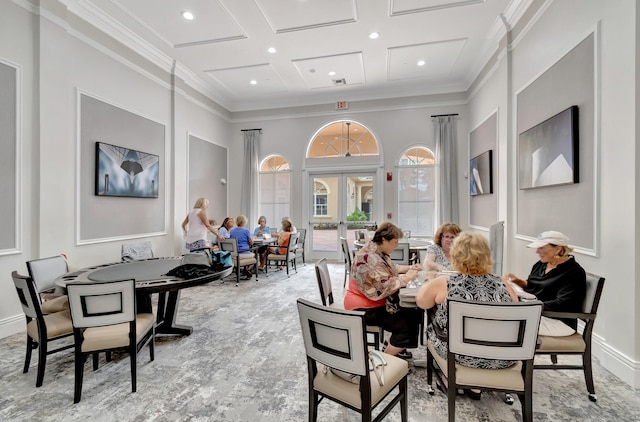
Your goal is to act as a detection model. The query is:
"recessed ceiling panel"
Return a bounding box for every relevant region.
[293,53,365,89]
[204,64,288,96]
[388,39,466,80]
[390,0,485,16]
[254,0,357,33]
[114,0,246,47]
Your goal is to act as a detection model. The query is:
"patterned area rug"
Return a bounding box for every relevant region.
[1,262,638,421]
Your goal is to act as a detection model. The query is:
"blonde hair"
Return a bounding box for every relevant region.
[235,215,247,227]
[257,216,267,224]
[193,197,209,209]
[434,223,462,246]
[281,220,293,232]
[450,232,493,275]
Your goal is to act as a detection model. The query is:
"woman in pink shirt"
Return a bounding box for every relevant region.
[181,197,224,251]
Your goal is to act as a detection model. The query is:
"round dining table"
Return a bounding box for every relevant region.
[55,257,232,336]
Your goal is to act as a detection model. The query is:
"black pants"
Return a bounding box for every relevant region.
[360,306,422,349]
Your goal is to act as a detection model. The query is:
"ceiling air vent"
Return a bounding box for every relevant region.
[332,78,347,86]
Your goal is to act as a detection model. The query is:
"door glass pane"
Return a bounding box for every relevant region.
[311,222,338,252]
[311,176,339,253]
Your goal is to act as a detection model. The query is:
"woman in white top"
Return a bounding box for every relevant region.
[181,197,224,251]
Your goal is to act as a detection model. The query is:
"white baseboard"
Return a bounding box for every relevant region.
[592,332,640,388]
[0,314,25,339]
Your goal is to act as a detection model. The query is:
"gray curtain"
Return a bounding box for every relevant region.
[241,130,260,225]
[433,115,459,225]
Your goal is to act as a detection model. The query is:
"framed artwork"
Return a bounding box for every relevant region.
[95,141,159,198]
[518,105,579,189]
[469,149,493,196]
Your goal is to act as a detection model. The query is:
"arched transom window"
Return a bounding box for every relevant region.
[398,146,436,236]
[308,121,379,158]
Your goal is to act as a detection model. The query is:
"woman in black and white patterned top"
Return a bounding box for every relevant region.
[416,231,519,398]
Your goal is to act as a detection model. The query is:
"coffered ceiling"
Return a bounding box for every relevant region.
[59,0,529,111]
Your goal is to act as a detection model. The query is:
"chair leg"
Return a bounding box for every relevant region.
[149,333,155,362]
[448,379,456,422]
[551,353,558,364]
[400,376,408,422]
[131,345,137,393]
[309,390,318,422]
[74,350,85,403]
[583,349,597,401]
[92,353,99,371]
[23,336,34,374]
[35,336,47,388]
[518,391,531,422]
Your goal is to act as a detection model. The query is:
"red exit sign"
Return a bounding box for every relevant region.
[335,101,349,110]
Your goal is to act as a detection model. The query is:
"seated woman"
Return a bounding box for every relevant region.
[416,231,518,399]
[218,217,235,238]
[253,216,271,238]
[344,222,423,358]
[423,222,462,271]
[503,230,586,336]
[229,215,254,277]
[261,219,293,270]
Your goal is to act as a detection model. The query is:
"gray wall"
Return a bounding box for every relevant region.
[0,61,17,251]
[469,112,498,228]
[516,33,595,251]
[79,94,166,242]
[187,134,227,223]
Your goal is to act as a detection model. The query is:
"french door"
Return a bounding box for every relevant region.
[309,172,376,261]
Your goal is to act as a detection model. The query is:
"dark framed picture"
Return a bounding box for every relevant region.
[518,105,579,189]
[469,150,493,196]
[95,141,159,198]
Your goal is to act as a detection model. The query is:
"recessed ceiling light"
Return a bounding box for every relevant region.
[369,32,379,39]
[328,71,336,76]
[182,11,194,20]
[250,80,257,85]
[417,60,426,66]
[267,47,276,54]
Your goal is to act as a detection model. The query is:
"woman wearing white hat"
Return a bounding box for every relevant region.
[503,230,586,336]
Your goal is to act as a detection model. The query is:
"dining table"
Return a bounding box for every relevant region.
[55,256,232,336]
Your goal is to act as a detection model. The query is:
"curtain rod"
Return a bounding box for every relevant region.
[241,128,262,132]
[430,113,459,117]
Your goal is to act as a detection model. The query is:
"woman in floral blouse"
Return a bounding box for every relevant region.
[344,222,423,358]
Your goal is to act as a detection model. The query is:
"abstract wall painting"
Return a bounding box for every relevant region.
[469,149,493,196]
[95,141,159,198]
[518,105,579,189]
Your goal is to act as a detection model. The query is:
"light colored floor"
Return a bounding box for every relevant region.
[1,261,638,421]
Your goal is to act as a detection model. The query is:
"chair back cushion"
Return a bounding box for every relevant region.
[583,273,605,314]
[297,228,306,245]
[389,243,409,264]
[219,238,238,257]
[12,271,42,319]
[297,298,368,376]
[26,255,69,292]
[448,298,542,360]
[314,258,333,306]
[287,233,299,253]
[121,241,154,261]
[340,237,352,267]
[67,280,135,328]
